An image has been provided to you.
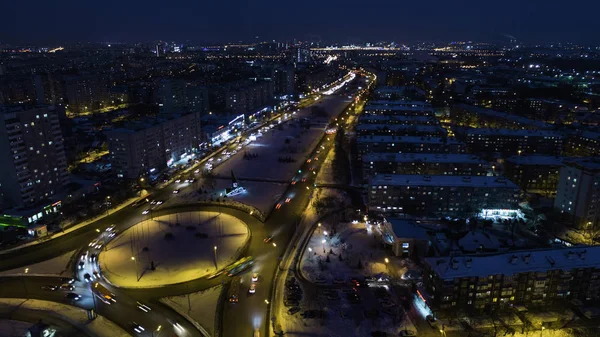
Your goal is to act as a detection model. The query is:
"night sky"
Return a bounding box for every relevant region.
[3,0,600,44]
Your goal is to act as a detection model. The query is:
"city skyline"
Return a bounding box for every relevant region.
[3,0,600,45]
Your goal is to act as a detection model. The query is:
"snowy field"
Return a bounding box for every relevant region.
[0,298,130,337]
[162,178,289,215]
[161,286,222,337]
[99,211,249,288]
[0,250,76,277]
[213,96,351,182]
[300,221,412,284]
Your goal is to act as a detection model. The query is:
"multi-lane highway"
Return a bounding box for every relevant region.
[0,71,370,337]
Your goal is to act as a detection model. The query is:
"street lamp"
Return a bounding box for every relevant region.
[272,242,277,247]
[214,246,218,270]
[131,256,139,282]
[322,239,326,253]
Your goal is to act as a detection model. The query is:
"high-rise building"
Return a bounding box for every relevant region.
[272,67,295,96]
[0,105,69,208]
[554,158,600,229]
[107,113,200,179]
[63,74,110,115]
[157,79,209,116]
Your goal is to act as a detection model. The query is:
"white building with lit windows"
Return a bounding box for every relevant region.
[0,105,69,209]
[554,157,600,229]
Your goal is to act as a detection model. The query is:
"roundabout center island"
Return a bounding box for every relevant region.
[99,211,249,288]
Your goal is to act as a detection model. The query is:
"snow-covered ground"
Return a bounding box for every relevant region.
[162,179,289,216]
[213,96,351,183]
[161,286,222,337]
[0,319,31,337]
[299,221,413,283]
[99,211,249,288]
[0,250,76,277]
[0,298,130,337]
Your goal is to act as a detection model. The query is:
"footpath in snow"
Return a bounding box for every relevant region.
[100,211,249,288]
[0,298,129,337]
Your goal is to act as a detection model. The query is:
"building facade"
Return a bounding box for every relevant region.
[458,128,564,157]
[63,74,110,115]
[423,247,600,313]
[554,158,600,229]
[356,124,447,137]
[0,105,69,208]
[369,174,520,215]
[504,155,563,194]
[106,113,199,179]
[357,136,466,158]
[362,153,488,181]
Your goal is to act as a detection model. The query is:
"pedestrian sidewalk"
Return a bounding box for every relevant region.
[0,298,129,337]
[0,192,149,255]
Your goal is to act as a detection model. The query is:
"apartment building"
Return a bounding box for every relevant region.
[369,174,520,215]
[107,113,200,179]
[423,247,600,312]
[357,135,465,158]
[362,153,487,181]
[458,128,564,157]
[0,105,69,208]
[504,155,563,194]
[554,157,600,229]
[356,124,447,137]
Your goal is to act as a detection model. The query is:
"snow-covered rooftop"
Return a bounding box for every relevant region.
[426,246,600,280]
[363,152,485,164]
[371,174,519,189]
[386,218,430,240]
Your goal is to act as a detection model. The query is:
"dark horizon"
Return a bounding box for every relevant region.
[3,0,600,46]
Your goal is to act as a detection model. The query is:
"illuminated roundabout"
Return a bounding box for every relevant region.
[97,211,250,288]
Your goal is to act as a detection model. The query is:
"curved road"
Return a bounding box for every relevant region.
[0,74,367,337]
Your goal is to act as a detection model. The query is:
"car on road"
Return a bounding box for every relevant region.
[288,306,301,315]
[62,278,75,284]
[136,301,152,312]
[60,283,74,291]
[41,285,58,291]
[131,322,145,334]
[106,225,116,232]
[173,189,180,194]
[207,271,223,279]
[249,283,256,294]
[83,273,92,283]
[78,261,85,270]
[81,251,88,260]
[285,198,291,203]
[263,236,272,243]
[65,293,81,301]
[275,203,282,210]
[291,180,296,185]
[88,239,99,247]
[142,209,149,215]
[156,200,163,205]
[251,273,258,282]
[175,179,181,183]
[90,253,98,262]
